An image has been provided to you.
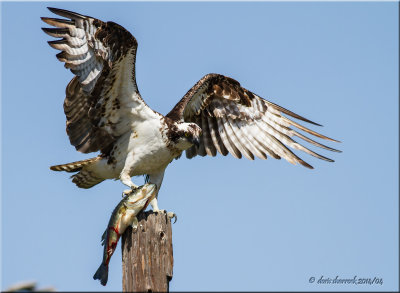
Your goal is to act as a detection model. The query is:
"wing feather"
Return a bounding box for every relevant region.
[195,115,206,156]
[216,117,242,159]
[234,121,269,160]
[42,7,158,154]
[167,73,340,168]
[201,114,217,157]
[225,117,254,160]
[207,116,229,156]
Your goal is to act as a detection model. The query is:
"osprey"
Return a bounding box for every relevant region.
[42,7,340,212]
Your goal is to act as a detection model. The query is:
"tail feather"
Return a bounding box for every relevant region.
[93,263,109,286]
[71,169,104,189]
[50,157,99,172]
[51,157,104,188]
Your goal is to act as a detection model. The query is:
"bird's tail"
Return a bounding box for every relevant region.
[50,157,99,172]
[93,262,109,286]
[50,157,104,188]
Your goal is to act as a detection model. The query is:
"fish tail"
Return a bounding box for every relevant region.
[93,263,109,286]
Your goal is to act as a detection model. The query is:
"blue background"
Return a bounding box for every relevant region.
[1,1,398,291]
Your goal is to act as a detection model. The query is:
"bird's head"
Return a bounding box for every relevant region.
[172,122,202,151]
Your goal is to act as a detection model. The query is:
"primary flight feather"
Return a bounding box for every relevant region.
[43,7,340,211]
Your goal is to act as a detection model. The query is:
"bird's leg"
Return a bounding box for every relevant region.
[120,152,139,196]
[149,197,162,212]
[120,172,138,197]
[147,170,176,223]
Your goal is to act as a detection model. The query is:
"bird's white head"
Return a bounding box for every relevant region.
[171,122,202,151]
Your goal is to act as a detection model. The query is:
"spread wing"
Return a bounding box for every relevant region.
[167,74,341,168]
[42,7,158,154]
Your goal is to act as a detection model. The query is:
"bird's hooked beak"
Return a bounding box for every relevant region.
[192,137,200,148]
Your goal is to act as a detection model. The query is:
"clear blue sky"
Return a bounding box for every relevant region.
[1,1,398,291]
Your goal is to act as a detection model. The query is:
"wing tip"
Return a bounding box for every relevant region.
[48,39,67,45]
[42,27,69,35]
[267,100,325,127]
[299,160,314,169]
[308,120,323,127]
[322,135,341,143]
[40,17,51,24]
[47,7,87,20]
[309,124,342,144]
[41,17,75,27]
[299,155,336,169]
[47,6,59,12]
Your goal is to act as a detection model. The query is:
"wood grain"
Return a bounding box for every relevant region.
[122,211,173,292]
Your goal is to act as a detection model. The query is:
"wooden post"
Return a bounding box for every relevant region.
[121,211,173,292]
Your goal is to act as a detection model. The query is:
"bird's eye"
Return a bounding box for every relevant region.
[185,133,190,137]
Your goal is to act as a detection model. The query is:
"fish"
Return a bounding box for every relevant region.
[93,183,157,286]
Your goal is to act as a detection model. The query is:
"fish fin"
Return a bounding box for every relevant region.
[93,263,109,286]
[101,229,107,246]
[131,217,138,232]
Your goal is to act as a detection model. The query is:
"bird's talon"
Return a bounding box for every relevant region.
[122,185,139,197]
[122,189,132,197]
[167,212,177,223]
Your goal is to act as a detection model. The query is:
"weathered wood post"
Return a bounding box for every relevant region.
[122,211,173,292]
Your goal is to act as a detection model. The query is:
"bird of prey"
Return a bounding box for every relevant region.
[42,7,340,212]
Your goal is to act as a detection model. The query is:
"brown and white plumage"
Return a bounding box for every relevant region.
[43,7,340,211]
[42,7,157,154]
[167,74,341,168]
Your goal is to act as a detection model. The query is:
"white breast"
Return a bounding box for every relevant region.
[113,117,175,176]
[90,115,177,180]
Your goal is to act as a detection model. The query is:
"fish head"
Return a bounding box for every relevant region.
[141,183,157,196]
[125,183,157,209]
